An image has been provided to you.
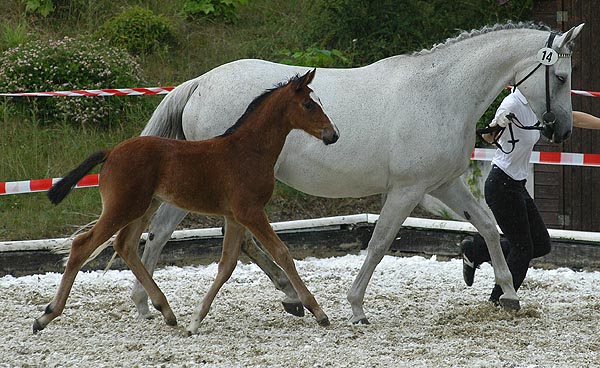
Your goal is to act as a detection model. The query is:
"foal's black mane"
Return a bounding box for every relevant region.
[219,74,303,137]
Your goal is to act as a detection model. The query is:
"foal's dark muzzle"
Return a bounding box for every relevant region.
[321,127,339,145]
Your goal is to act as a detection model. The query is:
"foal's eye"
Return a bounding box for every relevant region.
[303,100,315,109]
[556,75,566,83]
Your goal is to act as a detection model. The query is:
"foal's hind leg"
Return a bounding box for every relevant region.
[114,201,177,326]
[187,217,245,335]
[33,219,119,332]
[237,208,329,327]
[242,236,303,317]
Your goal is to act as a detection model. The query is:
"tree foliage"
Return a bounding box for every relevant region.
[310,0,533,66]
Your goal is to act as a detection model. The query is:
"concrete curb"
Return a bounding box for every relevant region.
[2,213,599,252]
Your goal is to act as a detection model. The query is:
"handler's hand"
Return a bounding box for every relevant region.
[489,113,512,128]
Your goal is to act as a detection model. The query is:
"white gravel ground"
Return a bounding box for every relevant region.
[1,253,599,367]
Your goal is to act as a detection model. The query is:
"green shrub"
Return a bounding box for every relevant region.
[97,6,176,55]
[182,0,248,23]
[0,36,147,127]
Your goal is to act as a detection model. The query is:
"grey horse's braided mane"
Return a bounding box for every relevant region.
[415,21,553,56]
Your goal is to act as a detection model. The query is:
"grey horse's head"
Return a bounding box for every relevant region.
[515,24,584,143]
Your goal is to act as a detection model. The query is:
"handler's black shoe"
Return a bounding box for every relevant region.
[460,237,479,287]
[489,284,503,306]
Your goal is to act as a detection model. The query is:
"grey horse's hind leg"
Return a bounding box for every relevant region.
[241,235,303,316]
[133,203,188,319]
[347,186,425,324]
[429,177,519,310]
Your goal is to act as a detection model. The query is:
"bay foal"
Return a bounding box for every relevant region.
[35,69,338,334]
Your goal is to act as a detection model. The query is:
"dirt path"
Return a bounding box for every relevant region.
[1,254,599,367]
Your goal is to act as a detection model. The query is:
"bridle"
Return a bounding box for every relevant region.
[477,31,572,153]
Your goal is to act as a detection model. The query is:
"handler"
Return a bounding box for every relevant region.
[461,88,600,303]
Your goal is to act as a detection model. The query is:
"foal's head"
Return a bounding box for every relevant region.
[281,69,339,145]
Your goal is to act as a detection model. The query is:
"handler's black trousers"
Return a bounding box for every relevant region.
[470,165,551,301]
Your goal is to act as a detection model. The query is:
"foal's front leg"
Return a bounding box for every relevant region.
[238,209,329,327]
[241,236,303,317]
[187,217,246,335]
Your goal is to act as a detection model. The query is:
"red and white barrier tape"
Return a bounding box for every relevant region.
[471,148,600,166]
[1,174,98,196]
[0,87,175,97]
[2,148,600,196]
[505,86,599,97]
[571,89,600,98]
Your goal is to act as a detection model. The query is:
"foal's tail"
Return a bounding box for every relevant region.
[47,151,108,205]
[140,77,201,139]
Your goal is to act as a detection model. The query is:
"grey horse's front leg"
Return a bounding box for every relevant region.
[241,235,303,316]
[429,178,519,309]
[132,203,189,319]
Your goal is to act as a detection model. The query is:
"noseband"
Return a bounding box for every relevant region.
[477,31,571,153]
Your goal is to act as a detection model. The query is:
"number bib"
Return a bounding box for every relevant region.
[536,47,558,65]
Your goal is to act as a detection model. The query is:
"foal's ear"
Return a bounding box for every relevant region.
[293,69,316,91]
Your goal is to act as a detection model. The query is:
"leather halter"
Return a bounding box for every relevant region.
[512,32,559,135]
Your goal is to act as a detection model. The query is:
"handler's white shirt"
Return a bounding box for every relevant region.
[491,89,540,181]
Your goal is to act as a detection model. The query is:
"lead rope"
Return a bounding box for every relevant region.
[476,113,543,154]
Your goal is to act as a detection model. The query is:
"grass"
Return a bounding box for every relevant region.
[0,99,156,240]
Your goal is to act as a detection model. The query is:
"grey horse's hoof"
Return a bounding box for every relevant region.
[352,317,370,325]
[136,311,155,320]
[282,301,305,317]
[499,298,521,312]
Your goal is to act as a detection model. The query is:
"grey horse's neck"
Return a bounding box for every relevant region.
[412,28,546,125]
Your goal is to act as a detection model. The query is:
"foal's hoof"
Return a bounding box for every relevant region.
[164,314,178,327]
[318,317,331,327]
[32,320,44,334]
[282,301,305,317]
[499,298,521,312]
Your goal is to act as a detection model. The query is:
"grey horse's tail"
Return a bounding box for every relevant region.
[140,77,201,139]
